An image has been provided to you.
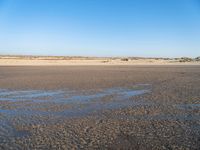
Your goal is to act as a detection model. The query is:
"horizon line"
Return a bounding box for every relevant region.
[0,54,199,59]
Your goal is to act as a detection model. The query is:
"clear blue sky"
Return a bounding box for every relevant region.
[0,0,199,57]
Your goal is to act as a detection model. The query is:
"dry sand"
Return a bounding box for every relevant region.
[0,66,200,149]
[0,56,200,66]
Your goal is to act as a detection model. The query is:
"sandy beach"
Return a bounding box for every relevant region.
[0,65,200,149]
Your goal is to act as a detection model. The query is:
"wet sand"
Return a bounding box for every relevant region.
[0,66,200,149]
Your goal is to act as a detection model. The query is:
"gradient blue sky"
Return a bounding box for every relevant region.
[0,0,199,57]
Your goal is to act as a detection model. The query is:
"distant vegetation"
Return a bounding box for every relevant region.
[121,58,129,61]
[0,55,200,63]
[195,56,200,61]
[179,57,193,62]
[178,57,200,62]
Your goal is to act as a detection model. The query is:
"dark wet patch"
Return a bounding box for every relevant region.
[14,130,31,138]
[0,85,151,139]
[0,87,150,118]
[0,89,67,102]
[175,103,200,110]
[0,87,149,104]
[114,114,200,121]
[0,85,150,105]
[0,119,30,141]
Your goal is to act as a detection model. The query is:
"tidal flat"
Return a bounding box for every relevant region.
[0,66,200,149]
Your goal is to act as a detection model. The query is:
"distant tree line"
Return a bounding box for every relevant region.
[119,56,200,62]
[179,57,200,62]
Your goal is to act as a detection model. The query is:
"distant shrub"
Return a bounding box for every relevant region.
[121,58,129,61]
[195,56,200,61]
[129,57,139,60]
[179,57,193,62]
[102,60,109,63]
[163,58,170,60]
